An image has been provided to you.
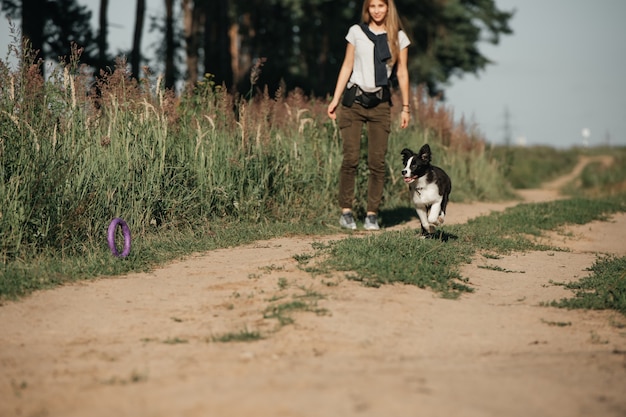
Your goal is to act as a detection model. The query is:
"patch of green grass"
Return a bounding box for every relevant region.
[478,265,525,273]
[264,301,308,326]
[309,195,626,301]
[101,370,148,385]
[294,285,325,301]
[541,319,572,327]
[162,337,189,345]
[264,285,329,327]
[266,294,288,303]
[293,253,314,264]
[318,230,474,298]
[259,264,285,274]
[277,277,289,290]
[212,328,263,343]
[299,264,332,276]
[549,255,626,316]
[463,197,624,241]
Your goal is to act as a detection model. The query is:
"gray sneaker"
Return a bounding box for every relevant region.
[339,212,357,230]
[364,214,380,231]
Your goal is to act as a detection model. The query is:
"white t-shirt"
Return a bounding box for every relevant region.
[346,24,410,92]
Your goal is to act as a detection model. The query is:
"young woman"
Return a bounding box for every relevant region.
[327,0,410,230]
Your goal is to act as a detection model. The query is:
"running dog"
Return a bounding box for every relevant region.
[401,145,452,235]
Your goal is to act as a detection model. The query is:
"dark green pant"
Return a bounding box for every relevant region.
[337,101,391,213]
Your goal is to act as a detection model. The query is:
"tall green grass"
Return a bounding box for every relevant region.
[0,39,514,265]
[1,46,341,261]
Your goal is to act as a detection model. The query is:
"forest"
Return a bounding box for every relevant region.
[2,0,514,96]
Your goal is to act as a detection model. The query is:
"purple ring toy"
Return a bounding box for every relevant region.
[107,217,131,258]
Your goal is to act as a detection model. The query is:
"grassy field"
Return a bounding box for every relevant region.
[564,147,626,197]
[1,41,507,291]
[2,40,626,316]
[488,145,580,189]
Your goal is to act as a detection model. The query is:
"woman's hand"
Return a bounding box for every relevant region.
[327,99,339,120]
[400,109,410,128]
[396,45,410,129]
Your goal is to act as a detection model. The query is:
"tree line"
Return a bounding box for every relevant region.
[1,0,514,97]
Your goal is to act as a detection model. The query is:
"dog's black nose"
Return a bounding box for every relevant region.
[401,170,407,176]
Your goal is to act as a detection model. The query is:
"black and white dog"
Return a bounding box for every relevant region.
[401,145,452,235]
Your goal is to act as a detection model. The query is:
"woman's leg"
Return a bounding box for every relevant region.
[338,105,365,210]
[365,102,391,214]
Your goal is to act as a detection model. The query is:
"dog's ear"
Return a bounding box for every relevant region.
[418,144,431,163]
[401,148,413,165]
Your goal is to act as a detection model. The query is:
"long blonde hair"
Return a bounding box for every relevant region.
[361,0,403,65]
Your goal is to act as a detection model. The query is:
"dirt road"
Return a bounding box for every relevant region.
[1,157,625,417]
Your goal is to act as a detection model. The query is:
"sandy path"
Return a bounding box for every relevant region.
[1,157,625,417]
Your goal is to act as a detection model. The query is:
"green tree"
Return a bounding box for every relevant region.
[2,0,513,96]
[398,0,514,96]
[224,0,355,95]
[222,0,513,97]
[2,0,101,74]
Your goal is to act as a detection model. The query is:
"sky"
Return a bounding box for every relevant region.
[1,0,625,149]
[445,0,626,148]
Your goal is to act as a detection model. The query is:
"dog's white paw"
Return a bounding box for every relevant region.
[436,215,445,225]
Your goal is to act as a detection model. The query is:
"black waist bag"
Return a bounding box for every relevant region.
[342,85,390,109]
[342,85,358,107]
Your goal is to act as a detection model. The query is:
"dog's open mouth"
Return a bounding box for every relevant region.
[403,177,416,184]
